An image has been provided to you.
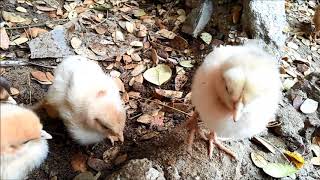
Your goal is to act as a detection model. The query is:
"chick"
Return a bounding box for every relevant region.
[45,55,126,145]
[0,76,16,104]
[0,103,52,180]
[313,5,320,39]
[187,43,281,159]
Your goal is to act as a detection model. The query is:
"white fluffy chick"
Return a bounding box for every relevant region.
[187,43,281,158]
[0,103,52,180]
[45,55,126,145]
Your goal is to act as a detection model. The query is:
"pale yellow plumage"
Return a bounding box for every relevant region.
[187,42,282,158]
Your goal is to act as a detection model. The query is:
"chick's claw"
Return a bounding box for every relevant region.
[207,131,236,159]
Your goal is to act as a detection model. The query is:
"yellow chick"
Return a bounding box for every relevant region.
[187,42,282,158]
[0,77,16,104]
[0,103,52,180]
[45,55,126,145]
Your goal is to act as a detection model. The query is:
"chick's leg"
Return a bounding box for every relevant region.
[208,131,236,159]
[186,111,199,153]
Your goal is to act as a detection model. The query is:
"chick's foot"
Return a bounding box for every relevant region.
[207,131,237,159]
[186,111,199,154]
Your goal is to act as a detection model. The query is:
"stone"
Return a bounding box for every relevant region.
[242,0,288,59]
[28,26,74,59]
[182,0,213,37]
[108,159,165,180]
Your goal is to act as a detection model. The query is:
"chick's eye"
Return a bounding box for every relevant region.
[22,140,30,145]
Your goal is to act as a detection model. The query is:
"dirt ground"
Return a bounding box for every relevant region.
[1,0,319,179]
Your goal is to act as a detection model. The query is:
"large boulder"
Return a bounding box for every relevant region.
[242,0,288,59]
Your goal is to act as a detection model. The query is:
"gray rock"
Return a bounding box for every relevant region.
[242,0,288,59]
[107,159,165,180]
[273,99,305,151]
[182,0,213,37]
[28,26,74,59]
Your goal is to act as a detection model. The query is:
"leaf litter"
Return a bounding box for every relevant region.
[1,0,319,179]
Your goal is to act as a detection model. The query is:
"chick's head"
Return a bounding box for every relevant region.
[86,89,126,144]
[0,105,52,155]
[218,55,261,122]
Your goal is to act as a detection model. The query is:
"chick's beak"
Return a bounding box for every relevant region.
[233,100,244,122]
[118,132,124,142]
[40,130,52,140]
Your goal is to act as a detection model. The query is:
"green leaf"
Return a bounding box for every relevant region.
[179,60,193,68]
[263,163,298,178]
[200,32,212,45]
[143,64,172,86]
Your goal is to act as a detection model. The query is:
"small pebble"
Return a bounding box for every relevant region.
[300,98,318,114]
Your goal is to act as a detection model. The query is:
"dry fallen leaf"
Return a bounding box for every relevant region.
[125,21,134,33]
[70,37,82,49]
[0,28,10,50]
[253,137,276,154]
[45,72,54,82]
[71,152,88,172]
[140,131,159,140]
[143,64,172,86]
[94,25,108,34]
[10,87,19,96]
[151,111,165,127]
[133,9,146,17]
[137,114,153,124]
[131,53,141,62]
[170,36,188,50]
[284,151,305,169]
[251,152,268,168]
[155,89,183,99]
[2,11,31,24]
[130,41,143,47]
[131,64,146,76]
[157,29,176,39]
[16,6,27,13]
[21,28,48,38]
[11,37,28,45]
[87,158,108,171]
[112,30,125,42]
[175,74,188,90]
[89,43,107,56]
[112,77,125,92]
[36,5,56,12]
[31,71,52,84]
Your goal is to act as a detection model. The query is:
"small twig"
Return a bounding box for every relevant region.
[5,19,69,30]
[258,137,291,164]
[28,74,31,105]
[0,60,56,69]
[129,113,143,120]
[131,96,191,117]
